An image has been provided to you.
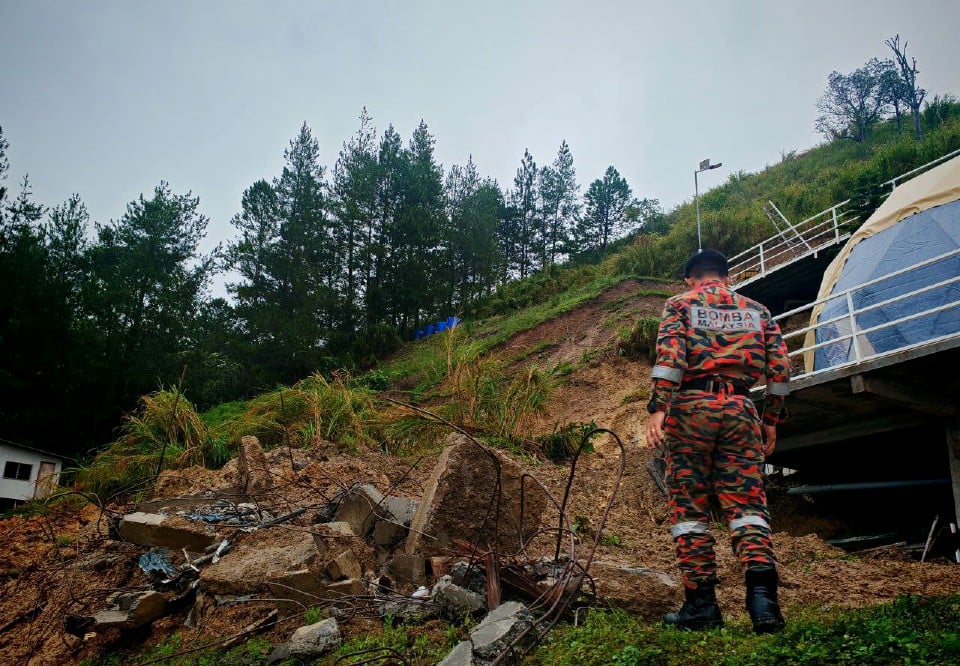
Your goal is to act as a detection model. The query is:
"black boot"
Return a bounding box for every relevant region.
[663,583,723,630]
[745,566,785,634]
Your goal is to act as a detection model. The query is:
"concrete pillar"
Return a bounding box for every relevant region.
[947,419,960,526]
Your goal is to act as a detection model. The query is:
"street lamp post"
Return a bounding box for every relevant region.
[695,158,722,251]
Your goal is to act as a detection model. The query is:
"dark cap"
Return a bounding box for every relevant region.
[683,249,729,278]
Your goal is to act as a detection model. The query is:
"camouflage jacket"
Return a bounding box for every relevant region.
[649,279,790,426]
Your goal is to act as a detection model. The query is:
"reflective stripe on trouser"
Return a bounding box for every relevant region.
[664,391,776,589]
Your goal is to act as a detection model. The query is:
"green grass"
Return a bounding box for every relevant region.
[380,273,631,388]
[81,633,277,666]
[322,615,464,664]
[531,595,960,666]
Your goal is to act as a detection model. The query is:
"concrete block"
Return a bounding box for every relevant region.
[406,434,549,556]
[432,575,485,621]
[268,618,341,663]
[128,591,168,627]
[119,512,216,552]
[238,435,272,496]
[437,640,475,666]
[326,550,362,581]
[324,578,365,598]
[387,553,427,588]
[469,601,534,662]
[200,529,318,596]
[333,483,385,537]
[267,569,326,606]
[587,563,679,620]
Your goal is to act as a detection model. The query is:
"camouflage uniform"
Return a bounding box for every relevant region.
[649,278,790,589]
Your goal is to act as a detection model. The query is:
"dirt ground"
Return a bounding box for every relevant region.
[3,278,960,665]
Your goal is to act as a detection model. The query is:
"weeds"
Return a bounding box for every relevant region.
[74,388,215,499]
[618,317,660,362]
[537,421,599,462]
[224,373,377,450]
[533,595,960,666]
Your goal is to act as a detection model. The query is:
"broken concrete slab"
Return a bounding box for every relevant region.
[383,496,418,525]
[119,512,216,552]
[268,617,341,664]
[91,609,130,629]
[311,522,376,574]
[92,590,168,630]
[326,550,362,581]
[432,575,486,621]
[200,529,319,596]
[387,553,427,588]
[127,591,168,627]
[266,569,326,606]
[379,595,439,623]
[437,640,475,666]
[406,433,549,557]
[332,483,386,537]
[469,601,534,663]
[324,578,365,598]
[587,562,679,620]
[238,435,272,496]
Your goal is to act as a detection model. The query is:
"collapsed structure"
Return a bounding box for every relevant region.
[52,431,675,665]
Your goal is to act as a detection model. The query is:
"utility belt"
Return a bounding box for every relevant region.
[679,376,751,396]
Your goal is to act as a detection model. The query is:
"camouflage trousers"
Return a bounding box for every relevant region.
[663,391,775,589]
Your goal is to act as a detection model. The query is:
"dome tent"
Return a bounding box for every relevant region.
[806,155,960,371]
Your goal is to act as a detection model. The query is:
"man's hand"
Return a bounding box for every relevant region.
[646,410,666,449]
[762,424,777,456]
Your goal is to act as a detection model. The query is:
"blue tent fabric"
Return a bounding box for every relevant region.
[814,199,960,369]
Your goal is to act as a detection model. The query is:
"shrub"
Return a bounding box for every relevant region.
[617,317,660,361]
[75,389,213,499]
[537,421,599,462]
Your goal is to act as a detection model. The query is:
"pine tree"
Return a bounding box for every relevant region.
[85,182,216,407]
[332,108,379,332]
[381,120,445,331]
[508,149,538,279]
[538,140,579,266]
[446,157,504,308]
[578,166,633,253]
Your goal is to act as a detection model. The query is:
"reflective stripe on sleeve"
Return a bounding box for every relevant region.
[729,515,771,532]
[670,521,711,538]
[652,365,683,383]
[767,382,790,396]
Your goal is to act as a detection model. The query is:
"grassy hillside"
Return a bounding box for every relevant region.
[58,102,960,501]
[476,103,960,318]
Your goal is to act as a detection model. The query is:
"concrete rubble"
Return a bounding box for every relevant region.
[71,433,663,665]
[406,433,550,556]
[267,617,341,663]
[438,602,534,666]
[432,575,486,620]
[238,435,272,496]
[119,512,216,552]
[587,562,679,620]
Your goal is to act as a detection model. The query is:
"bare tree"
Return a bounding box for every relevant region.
[885,34,926,141]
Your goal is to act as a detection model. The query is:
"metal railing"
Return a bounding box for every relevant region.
[882,146,960,191]
[756,247,960,387]
[729,201,857,285]
[730,148,960,287]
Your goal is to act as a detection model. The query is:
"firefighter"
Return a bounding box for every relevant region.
[645,249,790,633]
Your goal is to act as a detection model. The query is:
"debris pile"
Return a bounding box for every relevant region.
[35,427,676,664]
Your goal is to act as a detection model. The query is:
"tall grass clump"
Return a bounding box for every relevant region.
[75,389,215,499]
[443,350,559,443]
[618,316,661,362]
[224,372,378,450]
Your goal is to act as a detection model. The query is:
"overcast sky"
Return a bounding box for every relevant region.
[3,0,960,264]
